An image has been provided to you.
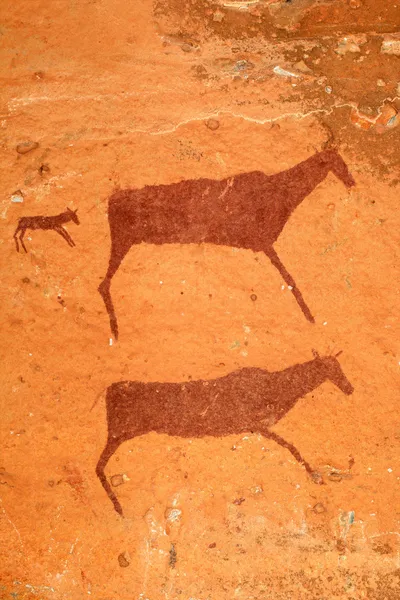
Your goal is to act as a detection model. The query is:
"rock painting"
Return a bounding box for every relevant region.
[96,351,354,516]
[99,148,355,339]
[13,207,79,252]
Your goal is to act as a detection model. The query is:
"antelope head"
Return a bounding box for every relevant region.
[67,207,80,225]
[312,349,354,395]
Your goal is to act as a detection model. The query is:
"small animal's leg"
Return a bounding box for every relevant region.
[19,228,28,253]
[96,437,124,516]
[55,227,74,247]
[261,428,323,484]
[59,226,75,246]
[13,226,21,252]
[266,246,315,323]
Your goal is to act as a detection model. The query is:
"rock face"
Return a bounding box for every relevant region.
[1,1,399,599]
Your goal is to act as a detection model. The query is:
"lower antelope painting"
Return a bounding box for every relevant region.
[95,351,353,516]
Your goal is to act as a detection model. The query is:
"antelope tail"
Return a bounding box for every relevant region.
[90,388,107,412]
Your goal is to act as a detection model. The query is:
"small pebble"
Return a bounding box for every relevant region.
[181,44,193,53]
[205,118,220,131]
[328,472,342,482]
[311,471,324,485]
[11,190,24,203]
[208,542,216,548]
[250,294,257,301]
[293,60,312,74]
[381,38,400,56]
[313,502,326,514]
[111,474,125,487]
[118,552,130,568]
[16,141,39,155]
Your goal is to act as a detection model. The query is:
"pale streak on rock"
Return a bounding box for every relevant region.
[22,172,83,200]
[0,499,23,550]
[7,89,181,111]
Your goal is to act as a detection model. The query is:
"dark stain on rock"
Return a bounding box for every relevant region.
[372,541,393,555]
[169,543,177,568]
[39,163,50,175]
[118,551,130,567]
[233,497,246,506]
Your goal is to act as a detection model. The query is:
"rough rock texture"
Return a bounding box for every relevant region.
[1,0,400,598]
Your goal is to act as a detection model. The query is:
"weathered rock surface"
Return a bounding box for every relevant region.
[1,0,399,598]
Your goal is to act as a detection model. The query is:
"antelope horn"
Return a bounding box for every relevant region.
[334,350,343,358]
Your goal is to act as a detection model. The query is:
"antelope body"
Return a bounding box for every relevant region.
[13,207,79,252]
[96,352,354,515]
[99,149,355,339]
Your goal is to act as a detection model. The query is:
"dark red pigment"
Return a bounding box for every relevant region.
[13,208,80,252]
[96,351,354,516]
[98,149,355,339]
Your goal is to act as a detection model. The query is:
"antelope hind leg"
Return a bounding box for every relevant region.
[98,278,119,340]
[266,247,315,323]
[261,428,323,484]
[98,238,137,340]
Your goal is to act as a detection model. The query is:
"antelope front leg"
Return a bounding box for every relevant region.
[266,246,315,323]
[260,428,323,484]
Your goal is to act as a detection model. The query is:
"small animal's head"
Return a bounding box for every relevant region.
[67,207,80,225]
[320,148,356,189]
[312,349,354,395]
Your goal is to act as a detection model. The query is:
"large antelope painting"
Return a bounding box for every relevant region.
[99,149,355,339]
[95,351,354,516]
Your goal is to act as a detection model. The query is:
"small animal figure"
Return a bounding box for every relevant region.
[13,207,79,252]
[98,148,355,339]
[95,350,354,516]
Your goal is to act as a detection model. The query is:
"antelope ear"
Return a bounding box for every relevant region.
[334,350,343,358]
[312,349,320,358]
